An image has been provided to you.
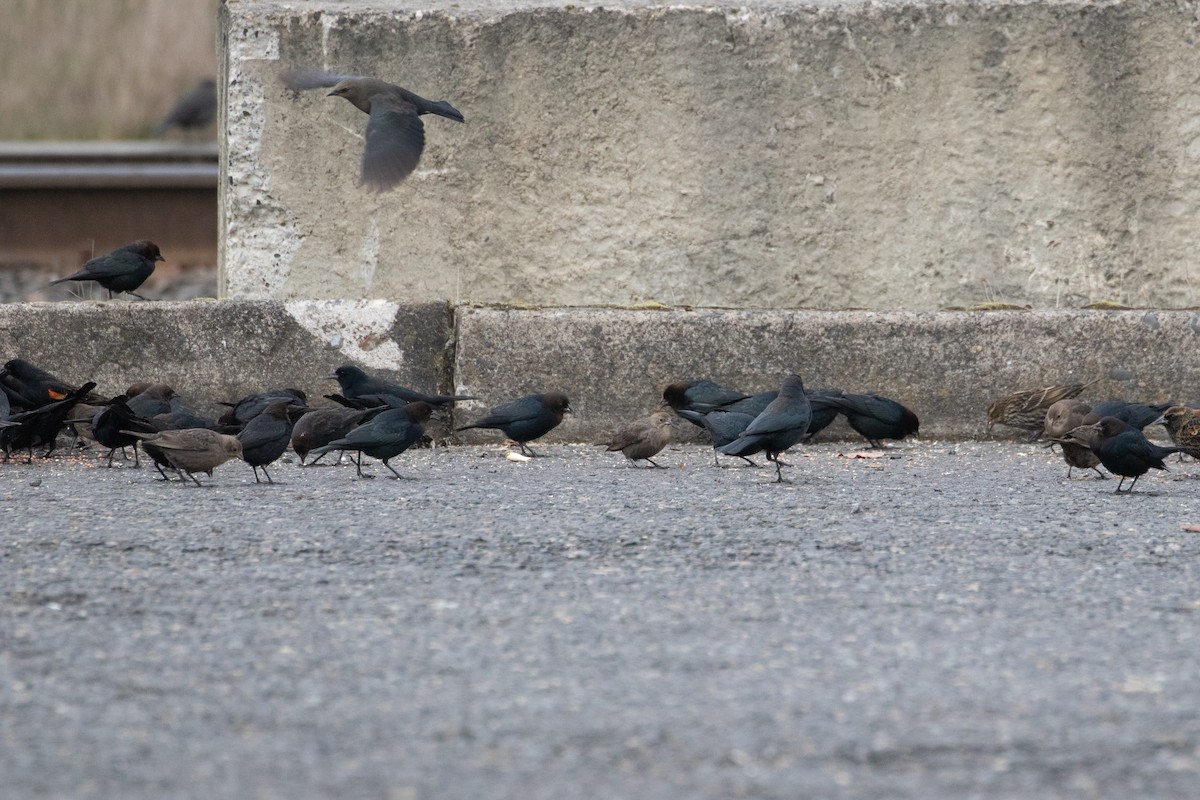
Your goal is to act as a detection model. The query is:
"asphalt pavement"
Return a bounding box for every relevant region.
[4,439,1200,799]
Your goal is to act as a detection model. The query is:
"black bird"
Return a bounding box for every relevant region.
[697,387,842,442]
[308,402,432,479]
[331,365,473,409]
[155,78,217,135]
[716,375,812,482]
[49,240,163,300]
[457,393,572,456]
[151,396,218,432]
[290,406,375,465]
[1075,416,1181,494]
[1,358,86,409]
[663,379,749,419]
[236,401,304,483]
[1082,400,1172,431]
[675,408,758,466]
[217,388,307,428]
[824,392,920,448]
[126,383,176,419]
[1,382,98,462]
[91,396,157,467]
[280,69,465,191]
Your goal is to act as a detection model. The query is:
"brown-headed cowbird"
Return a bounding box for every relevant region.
[290,406,374,465]
[155,79,217,135]
[1160,406,1200,459]
[309,402,432,479]
[675,408,758,466]
[1081,400,1172,431]
[986,379,1099,438]
[91,396,157,467]
[717,375,812,482]
[1066,416,1181,494]
[457,393,571,456]
[598,411,674,467]
[126,383,176,419]
[280,69,464,191]
[217,388,307,428]
[662,379,749,419]
[124,428,243,486]
[824,392,919,448]
[1042,399,1103,478]
[332,365,473,409]
[49,240,163,300]
[236,401,305,483]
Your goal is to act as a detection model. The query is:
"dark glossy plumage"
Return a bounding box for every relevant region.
[49,240,163,299]
[236,402,303,483]
[126,383,176,419]
[309,402,432,479]
[457,393,572,456]
[716,375,811,482]
[218,388,307,428]
[280,69,464,191]
[662,379,748,418]
[290,406,375,465]
[332,364,472,409]
[675,408,757,466]
[1082,400,1172,431]
[987,379,1099,437]
[824,392,919,448]
[1081,416,1180,493]
[91,397,156,467]
[1,358,86,409]
[0,381,98,462]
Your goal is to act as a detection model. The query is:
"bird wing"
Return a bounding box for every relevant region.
[73,251,143,280]
[279,68,360,92]
[359,94,424,191]
[474,397,541,427]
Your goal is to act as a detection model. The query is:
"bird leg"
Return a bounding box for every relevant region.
[644,457,664,469]
[106,448,117,467]
[262,465,273,484]
[184,470,204,487]
[1091,467,1106,479]
[518,442,540,457]
[383,460,404,479]
[127,291,149,301]
[355,456,374,479]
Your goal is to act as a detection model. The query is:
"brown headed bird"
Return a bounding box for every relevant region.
[1042,399,1104,479]
[598,411,675,468]
[986,379,1099,439]
[280,68,464,191]
[1159,406,1200,460]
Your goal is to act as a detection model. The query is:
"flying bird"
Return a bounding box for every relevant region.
[280,68,464,191]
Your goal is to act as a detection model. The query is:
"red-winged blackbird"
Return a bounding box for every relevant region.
[717,375,811,483]
[1070,416,1181,494]
[598,411,674,468]
[1159,406,1200,459]
[49,240,163,299]
[457,393,572,457]
[986,379,1099,438]
[309,402,432,479]
[1042,399,1103,478]
[1,358,87,409]
[332,365,473,409]
[124,428,243,486]
[280,69,464,191]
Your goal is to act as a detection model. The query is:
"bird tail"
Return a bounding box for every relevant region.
[717,435,759,457]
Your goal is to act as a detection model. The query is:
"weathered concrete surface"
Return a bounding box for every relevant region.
[223,0,1200,309]
[0,300,454,418]
[452,306,1200,442]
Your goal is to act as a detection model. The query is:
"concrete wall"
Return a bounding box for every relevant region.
[222,0,1200,310]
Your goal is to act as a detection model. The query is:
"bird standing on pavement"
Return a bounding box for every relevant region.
[308,402,432,479]
[457,393,572,456]
[716,375,812,482]
[1042,399,1103,478]
[986,379,1099,438]
[49,240,163,300]
[1066,416,1180,494]
[1159,406,1200,460]
[331,365,473,409]
[125,428,243,486]
[280,69,465,191]
[824,392,919,448]
[598,411,674,467]
[236,401,305,483]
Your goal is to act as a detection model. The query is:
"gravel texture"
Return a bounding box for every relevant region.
[3,440,1200,799]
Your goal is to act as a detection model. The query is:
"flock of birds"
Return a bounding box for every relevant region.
[2,356,1196,492]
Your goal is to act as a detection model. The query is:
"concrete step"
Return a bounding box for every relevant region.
[2,301,1192,441]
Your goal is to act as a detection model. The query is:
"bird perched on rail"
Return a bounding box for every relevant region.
[280,68,464,191]
[986,379,1099,438]
[49,240,163,300]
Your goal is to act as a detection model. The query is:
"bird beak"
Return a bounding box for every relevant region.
[326,89,338,97]
[155,255,165,262]
[1153,415,1168,426]
[327,373,339,380]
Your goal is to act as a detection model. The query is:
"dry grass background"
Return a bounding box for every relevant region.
[0,0,217,139]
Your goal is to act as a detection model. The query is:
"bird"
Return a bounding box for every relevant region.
[598,411,674,467]
[674,408,758,466]
[1,358,88,408]
[280,68,464,191]
[986,379,1100,438]
[456,393,572,456]
[155,79,217,135]
[124,428,243,486]
[151,396,218,432]
[1042,399,1103,478]
[90,396,157,467]
[823,392,919,448]
[126,383,176,419]
[236,401,305,483]
[1081,400,1172,431]
[1068,416,1181,494]
[696,388,842,444]
[308,402,432,479]
[1159,406,1200,460]
[331,365,473,409]
[716,375,812,482]
[290,406,375,465]
[0,382,98,462]
[49,240,163,300]
[217,388,307,428]
[662,379,749,419]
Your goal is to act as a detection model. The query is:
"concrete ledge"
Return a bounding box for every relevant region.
[452,306,1200,441]
[0,300,455,424]
[3,302,1196,442]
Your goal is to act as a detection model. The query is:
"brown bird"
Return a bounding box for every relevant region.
[1159,406,1200,460]
[598,411,675,467]
[986,379,1099,438]
[280,68,464,191]
[1043,400,1104,479]
[123,428,243,486]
